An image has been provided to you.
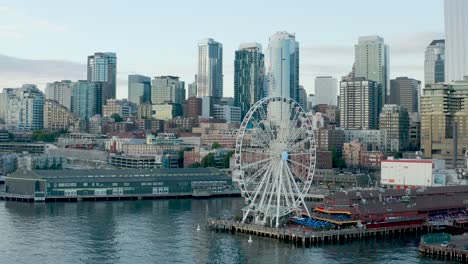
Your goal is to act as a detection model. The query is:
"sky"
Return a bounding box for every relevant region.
[0,0,445,99]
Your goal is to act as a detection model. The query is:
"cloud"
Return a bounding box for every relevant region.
[387,31,444,55]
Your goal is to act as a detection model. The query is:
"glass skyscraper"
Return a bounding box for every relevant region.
[87,52,117,110]
[444,0,468,82]
[197,39,223,102]
[424,40,445,86]
[128,74,151,105]
[71,80,97,120]
[234,42,265,119]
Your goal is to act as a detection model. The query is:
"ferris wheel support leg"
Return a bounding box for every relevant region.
[285,162,311,217]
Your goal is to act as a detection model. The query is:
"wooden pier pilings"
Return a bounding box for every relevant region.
[206,219,424,247]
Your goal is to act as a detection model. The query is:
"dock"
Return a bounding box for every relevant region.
[207,218,424,247]
[419,233,468,262]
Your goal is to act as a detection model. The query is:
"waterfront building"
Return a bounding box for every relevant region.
[188,75,197,98]
[444,0,468,82]
[389,77,420,113]
[103,99,131,119]
[197,38,223,102]
[151,76,186,104]
[314,76,338,106]
[213,105,241,124]
[43,100,78,131]
[421,77,468,163]
[5,85,44,130]
[0,153,17,175]
[379,104,410,153]
[234,42,265,119]
[340,78,378,129]
[45,80,72,109]
[424,40,445,86]
[87,52,117,109]
[128,75,151,105]
[352,36,389,111]
[380,159,447,188]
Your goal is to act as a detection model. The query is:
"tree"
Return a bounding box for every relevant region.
[222,151,234,168]
[201,153,216,168]
[8,133,14,141]
[331,148,346,169]
[31,130,58,142]
[111,113,124,122]
[189,162,201,168]
[212,142,221,149]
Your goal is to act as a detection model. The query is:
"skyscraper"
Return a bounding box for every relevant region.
[197,39,223,102]
[151,76,185,104]
[424,40,445,86]
[297,85,307,111]
[128,75,151,105]
[87,52,117,109]
[71,80,96,120]
[234,42,265,119]
[353,36,389,112]
[266,31,299,100]
[45,80,73,110]
[188,75,197,98]
[444,0,468,82]
[340,78,378,130]
[5,85,44,130]
[314,76,338,106]
[389,77,420,113]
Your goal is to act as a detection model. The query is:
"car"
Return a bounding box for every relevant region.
[440,241,449,247]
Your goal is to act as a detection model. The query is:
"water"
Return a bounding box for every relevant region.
[0,198,447,264]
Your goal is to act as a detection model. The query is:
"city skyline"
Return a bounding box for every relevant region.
[0,0,444,99]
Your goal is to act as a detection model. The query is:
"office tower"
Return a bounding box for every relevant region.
[188,75,198,98]
[197,38,223,102]
[353,36,389,112]
[424,40,445,86]
[379,104,410,153]
[128,75,151,105]
[213,105,241,123]
[234,42,265,119]
[43,100,77,131]
[298,85,307,111]
[340,78,378,130]
[444,0,468,82]
[389,77,420,113]
[307,94,316,111]
[45,80,72,109]
[186,97,202,118]
[103,99,131,119]
[5,84,44,130]
[409,112,421,151]
[266,31,299,100]
[151,76,185,104]
[314,76,338,106]
[87,52,117,108]
[421,76,468,163]
[71,80,96,120]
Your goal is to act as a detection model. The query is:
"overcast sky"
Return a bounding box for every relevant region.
[0,0,444,98]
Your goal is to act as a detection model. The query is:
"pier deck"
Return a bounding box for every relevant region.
[207,218,424,247]
[419,234,468,262]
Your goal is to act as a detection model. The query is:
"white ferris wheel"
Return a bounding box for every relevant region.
[234,96,317,227]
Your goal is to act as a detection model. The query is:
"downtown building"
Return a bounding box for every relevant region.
[197,38,223,103]
[87,52,117,113]
[128,74,151,105]
[444,0,468,82]
[45,80,73,110]
[71,80,98,120]
[424,40,445,86]
[103,99,131,119]
[339,78,378,130]
[4,85,44,130]
[151,76,186,104]
[43,100,78,131]
[314,76,338,106]
[234,42,265,119]
[379,104,410,153]
[188,75,197,98]
[352,36,389,113]
[389,77,420,113]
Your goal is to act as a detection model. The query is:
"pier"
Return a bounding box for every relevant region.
[207,218,424,247]
[419,233,468,262]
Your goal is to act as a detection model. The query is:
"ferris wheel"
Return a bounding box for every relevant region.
[234,96,317,227]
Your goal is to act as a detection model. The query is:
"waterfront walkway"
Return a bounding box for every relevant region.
[419,234,468,262]
[207,218,423,247]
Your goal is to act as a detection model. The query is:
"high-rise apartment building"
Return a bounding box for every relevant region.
[234,42,265,119]
[5,85,44,130]
[71,80,96,120]
[197,39,223,101]
[353,36,389,112]
[444,0,468,82]
[151,76,185,104]
[43,100,77,131]
[314,76,338,106]
[103,99,131,119]
[87,52,117,108]
[340,78,378,130]
[297,85,307,111]
[45,80,73,109]
[424,40,445,86]
[389,77,420,113]
[128,75,151,105]
[421,76,468,163]
[379,104,410,153]
[188,75,197,98]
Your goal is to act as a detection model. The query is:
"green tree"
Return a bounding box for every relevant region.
[8,133,14,141]
[331,148,346,169]
[201,153,216,168]
[189,162,201,168]
[212,142,221,149]
[222,151,234,168]
[111,113,124,122]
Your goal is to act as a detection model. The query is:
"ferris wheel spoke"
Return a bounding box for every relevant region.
[257,107,277,142]
[251,114,276,145]
[242,165,273,223]
[250,119,273,148]
[288,136,311,153]
[241,148,268,156]
[287,158,311,172]
[240,157,273,170]
[286,124,306,145]
[280,161,295,209]
[284,160,311,216]
[244,162,270,186]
